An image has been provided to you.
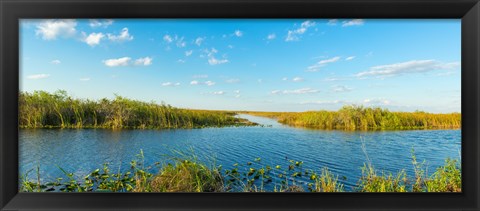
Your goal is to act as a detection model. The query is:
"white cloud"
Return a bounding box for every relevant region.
[177,59,186,63]
[271,88,319,95]
[227,45,234,49]
[301,20,316,28]
[79,78,91,81]
[35,19,77,40]
[205,81,215,86]
[176,37,186,48]
[307,56,341,72]
[234,30,243,37]
[355,60,460,77]
[191,79,217,86]
[193,74,208,78]
[50,60,61,65]
[226,79,240,83]
[163,34,173,43]
[342,19,365,27]
[284,88,319,94]
[318,57,341,65]
[235,94,241,98]
[363,98,391,105]
[195,37,204,46]
[162,82,180,86]
[204,48,229,65]
[286,20,315,42]
[134,57,153,66]
[282,77,288,81]
[312,99,426,110]
[27,74,50,80]
[208,57,229,65]
[292,77,304,82]
[103,57,131,67]
[324,77,342,81]
[89,19,113,28]
[332,85,353,92]
[345,56,356,61]
[267,33,276,40]
[82,32,105,47]
[185,50,193,57]
[300,98,391,106]
[213,91,225,95]
[437,71,457,76]
[204,48,218,56]
[300,100,350,105]
[327,19,338,26]
[234,90,240,94]
[107,28,133,42]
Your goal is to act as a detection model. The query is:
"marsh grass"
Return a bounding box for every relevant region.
[147,148,224,192]
[19,90,254,129]
[424,159,461,192]
[357,164,408,192]
[149,159,224,192]
[245,105,461,131]
[356,145,461,192]
[312,168,345,192]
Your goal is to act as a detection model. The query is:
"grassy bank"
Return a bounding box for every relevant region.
[244,105,461,130]
[19,90,255,129]
[20,150,461,193]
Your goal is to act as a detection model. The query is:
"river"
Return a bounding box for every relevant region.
[19,114,461,191]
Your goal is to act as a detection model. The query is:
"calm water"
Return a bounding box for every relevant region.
[19,114,461,191]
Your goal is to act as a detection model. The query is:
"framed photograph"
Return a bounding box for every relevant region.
[1,0,479,210]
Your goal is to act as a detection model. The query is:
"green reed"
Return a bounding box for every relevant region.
[19,90,254,129]
[245,105,461,130]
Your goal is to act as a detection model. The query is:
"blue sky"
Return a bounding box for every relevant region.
[20,19,460,113]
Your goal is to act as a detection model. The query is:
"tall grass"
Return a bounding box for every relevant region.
[149,159,224,192]
[246,105,461,130]
[19,90,253,129]
[357,164,408,192]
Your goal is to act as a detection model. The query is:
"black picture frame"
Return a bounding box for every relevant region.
[1,0,479,210]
